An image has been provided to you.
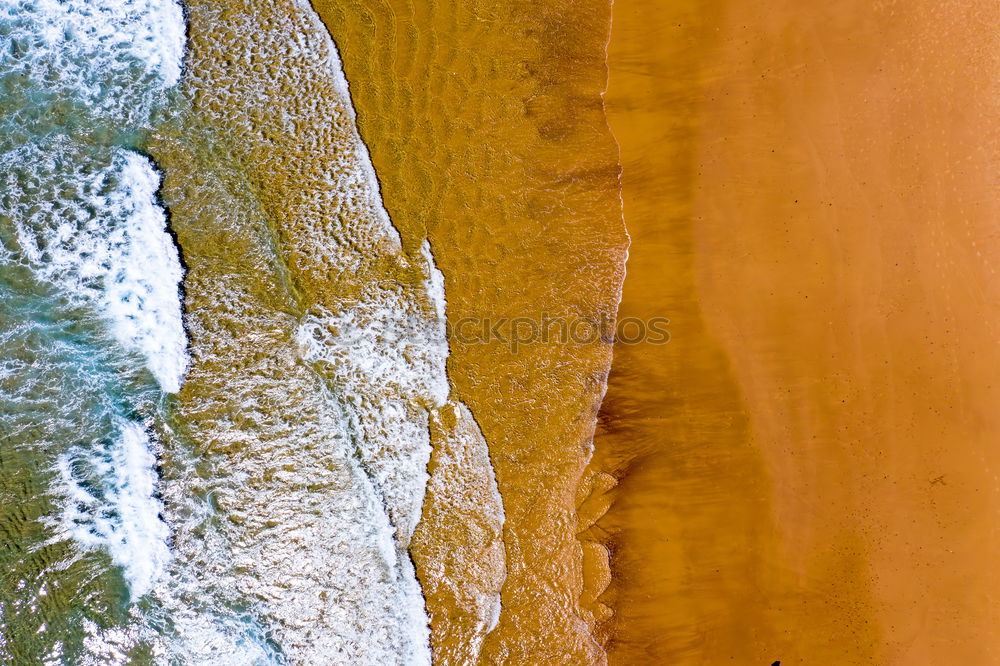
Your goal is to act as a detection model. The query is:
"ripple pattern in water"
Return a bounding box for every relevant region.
[1,0,499,662]
[0,0,186,662]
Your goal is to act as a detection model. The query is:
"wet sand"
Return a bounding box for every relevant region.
[594,0,1000,663]
[309,0,626,662]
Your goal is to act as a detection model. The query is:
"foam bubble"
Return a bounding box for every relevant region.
[0,142,188,392]
[294,285,448,548]
[77,619,140,666]
[0,0,184,131]
[50,420,171,598]
[102,152,188,393]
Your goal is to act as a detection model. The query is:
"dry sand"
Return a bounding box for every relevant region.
[594,0,1000,663]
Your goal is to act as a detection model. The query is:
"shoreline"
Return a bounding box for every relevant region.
[590,0,812,659]
[309,0,627,660]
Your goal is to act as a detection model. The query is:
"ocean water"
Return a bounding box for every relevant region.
[1,0,608,659]
[0,0,186,662]
[308,0,625,660]
[2,0,505,663]
[140,0,482,659]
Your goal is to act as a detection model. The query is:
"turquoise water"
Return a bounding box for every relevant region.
[0,0,185,660]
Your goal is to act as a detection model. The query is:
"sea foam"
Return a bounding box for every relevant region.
[0,0,186,620]
[1,142,188,393]
[0,0,184,127]
[0,0,189,392]
[52,420,171,598]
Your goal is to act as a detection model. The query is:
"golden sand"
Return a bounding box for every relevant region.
[590,0,873,661]
[308,0,626,662]
[592,0,1000,663]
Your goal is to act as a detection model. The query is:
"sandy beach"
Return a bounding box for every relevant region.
[1,0,996,661]
[595,0,1000,663]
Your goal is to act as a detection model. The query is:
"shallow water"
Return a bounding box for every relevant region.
[145,0,494,662]
[310,0,626,661]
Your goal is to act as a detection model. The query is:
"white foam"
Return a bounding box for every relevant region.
[1,143,188,392]
[78,619,139,666]
[148,360,435,665]
[143,601,283,665]
[421,240,448,325]
[292,242,451,554]
[295,293,447,547]
[51,420,171,598]
[0,0,189,395]
[102,152,188,393]
[0,0,185,101]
